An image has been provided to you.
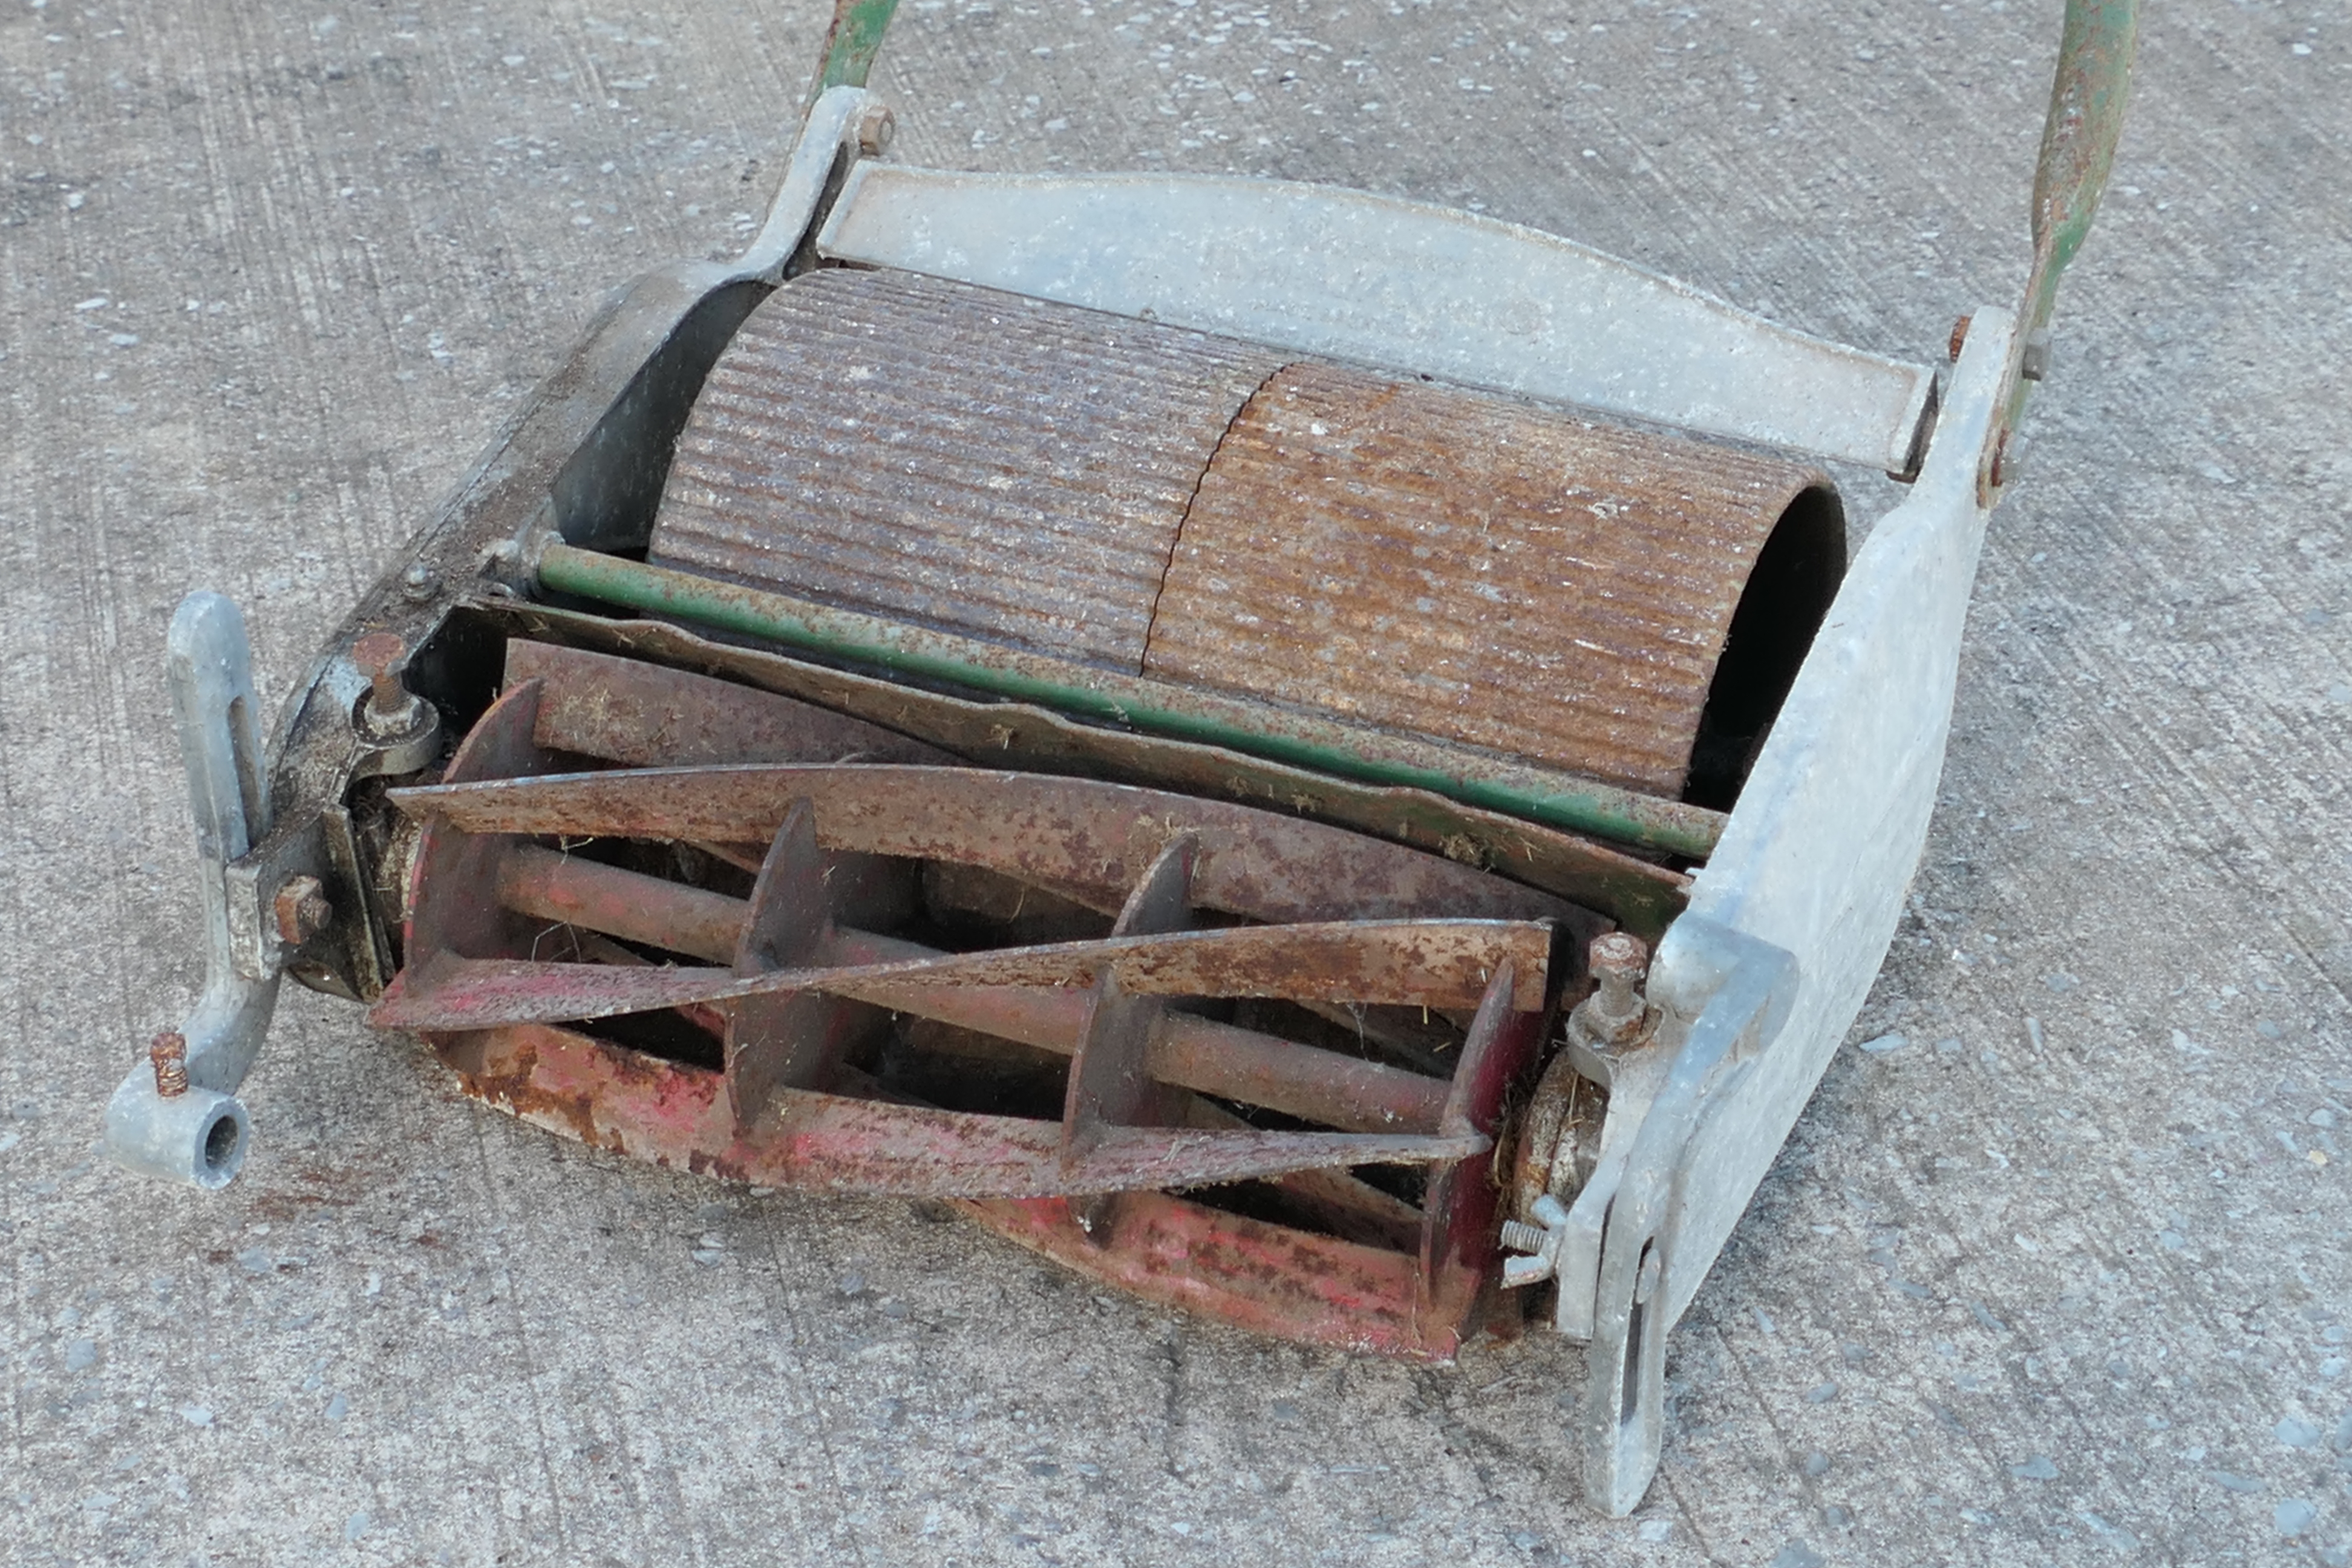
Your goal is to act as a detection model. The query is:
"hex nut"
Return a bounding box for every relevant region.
[273,874,332,946]
[1567,931,1653,1053]
[2020,331,2051,382]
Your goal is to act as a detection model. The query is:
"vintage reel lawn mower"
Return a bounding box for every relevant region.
[103,0,2139,1512]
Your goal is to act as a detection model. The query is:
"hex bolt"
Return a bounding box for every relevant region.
[1590,933,1648,1021]
[857,103,896,155]
[351,630,428,741]
[150,1031,189,1098]
[400,561,437,603]
[1947,314,1971,363]
[273,874,332,946]
[353,631,405,710]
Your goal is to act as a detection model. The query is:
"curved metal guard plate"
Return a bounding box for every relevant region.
[815,164,1938,474]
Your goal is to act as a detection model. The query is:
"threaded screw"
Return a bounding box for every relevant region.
[1500,1218,1549,1255]
[150,1031,189,1098]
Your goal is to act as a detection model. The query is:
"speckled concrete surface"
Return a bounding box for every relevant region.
[4,1,2348,1563]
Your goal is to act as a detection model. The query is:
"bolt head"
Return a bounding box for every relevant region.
[857,103,896,155]
[1589,932,1649,983]
[273,874,332,946]
[2019,331,2051,382]
[351,630,405,678]
[400,562,437,602]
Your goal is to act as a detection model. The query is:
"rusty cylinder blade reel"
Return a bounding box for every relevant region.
[389,657,1558,1210]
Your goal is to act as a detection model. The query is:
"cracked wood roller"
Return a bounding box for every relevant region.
[102,0,2140,1515]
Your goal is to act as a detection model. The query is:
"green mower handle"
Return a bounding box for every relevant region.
[1986,0,2143,495]
[809,0,901,106]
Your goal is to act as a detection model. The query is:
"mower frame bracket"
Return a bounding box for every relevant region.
[739,83,881,283]
[1575,306,2020,1514]
[104,593,283,1189]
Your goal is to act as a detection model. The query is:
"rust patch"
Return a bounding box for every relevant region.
[653,267,1283,667]
[1149,361,1832,795]
[506,639,952,769]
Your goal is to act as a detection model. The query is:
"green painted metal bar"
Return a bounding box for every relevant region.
[807,0,901,107]
[2025,0,2141,339]
[1985,0,2141,492]
[534,543,1726,859]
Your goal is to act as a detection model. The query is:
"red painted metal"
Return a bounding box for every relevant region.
[1063,836,1196,1165]
[440,1027,1472,1355]
[1419,964,1547,1329]
[383,949,1457,1134]
[964,1194,1454,1358]
[496,843,749,963]
[397,815,1463,1131]
[443,1022,1483,1198]
[402,678,561,965]
[726,800,890,1122]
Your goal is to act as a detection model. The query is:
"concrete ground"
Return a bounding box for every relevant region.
[4,0,2348,1562]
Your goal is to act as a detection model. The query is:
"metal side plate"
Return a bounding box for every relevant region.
[1574,307,2022,1515]
[815,163,1938,475]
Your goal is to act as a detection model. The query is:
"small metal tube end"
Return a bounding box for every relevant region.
[104,1072,251,1189]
